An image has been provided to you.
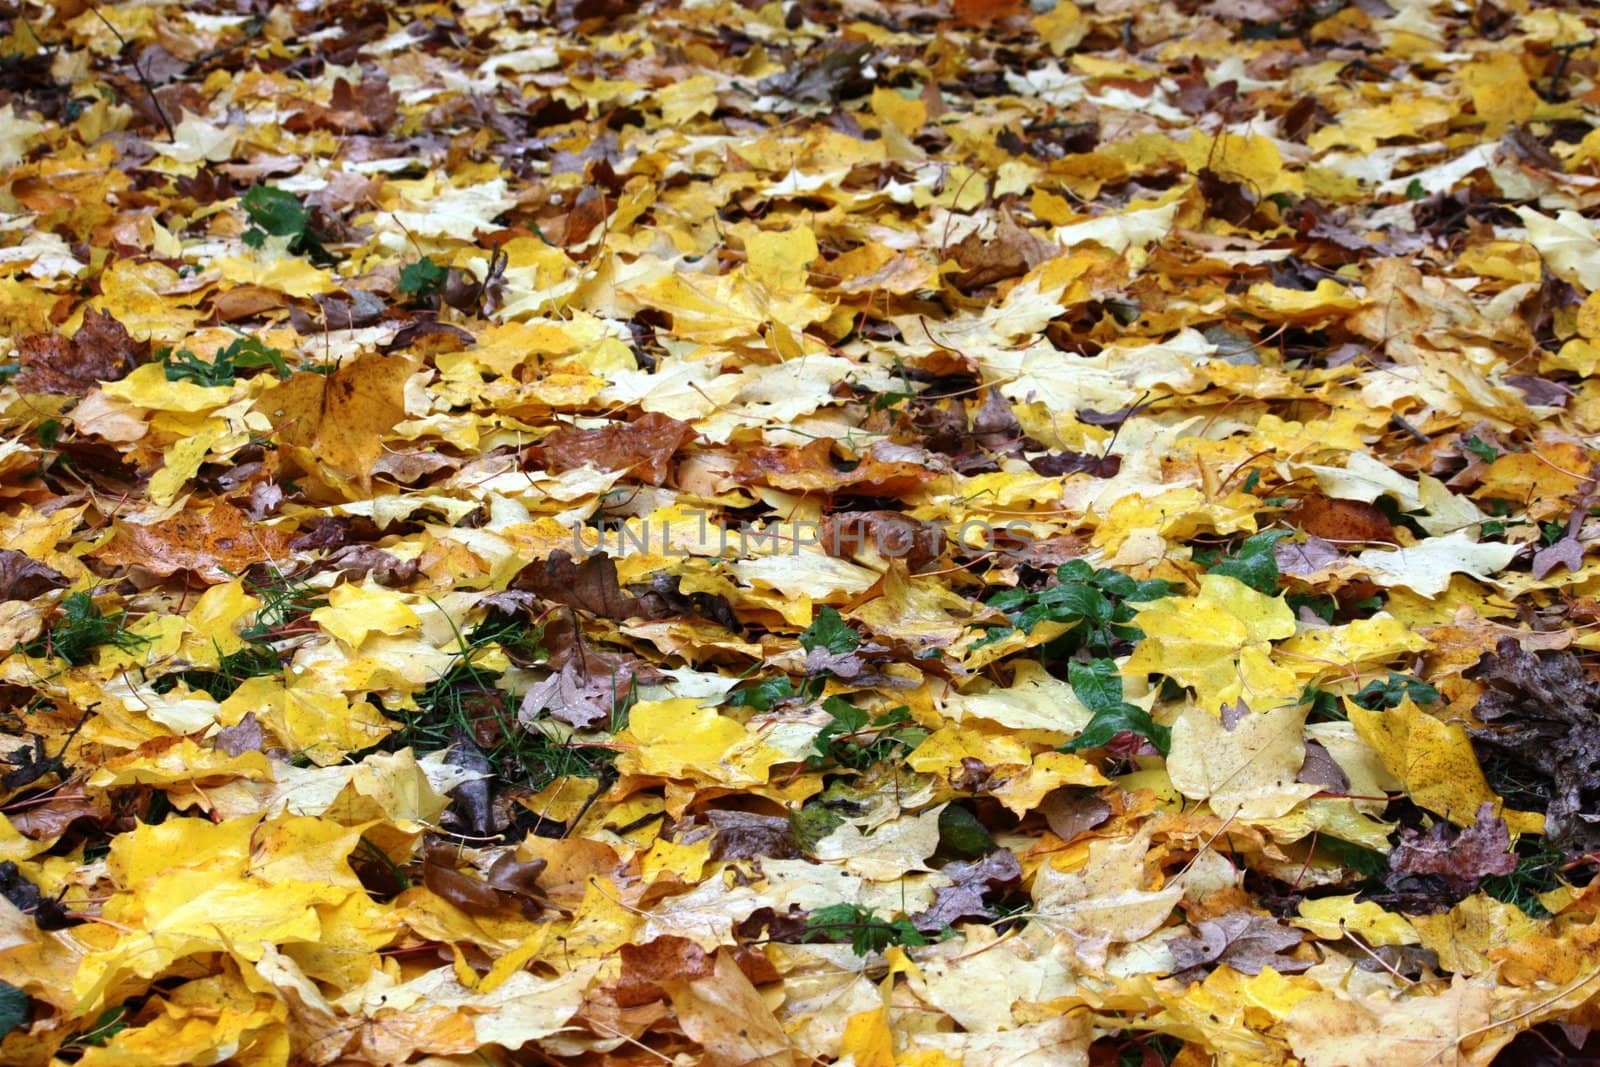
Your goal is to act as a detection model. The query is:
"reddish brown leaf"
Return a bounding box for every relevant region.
[94,502,293,582]
[512,550,641,620]
[531,411,694,486]
[16,309,147,395]
[733,438,939,495]
[422,854,510,916]
[7,793,108,841]
[0,551,69,601]
[1293,496,1399,545]
[948,216,1057,292]
[951,0,1025,27]
[1387,802,1517,894]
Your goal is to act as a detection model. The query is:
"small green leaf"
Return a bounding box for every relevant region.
[1067,658,1125,714]
[1062,703,1170,755]
[809,696,869,766]
[241,184,311,238]
[162,335,287,386]
[399,256,448,297]
[239,184,335,264]
[801,903,928,957]
[937,804,994,857]
[0,982,27,1037]
[1208,530,1292,594]
[220,336,288,378]
[66,1004,126,1049]
[983,563,1175,659]
[800,606,860,655]
[1298,685,1345,722]
[1461,434,1500,464]
[1352,673,1439,710]
[1064,658,1171,753]
[727,676,798,711]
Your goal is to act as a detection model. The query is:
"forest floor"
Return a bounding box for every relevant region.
[2,0,1600,1064]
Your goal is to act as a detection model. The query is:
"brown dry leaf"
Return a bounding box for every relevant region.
[284,77,399,135]
[511,549,642,620]
[616,934,715,1006]
[1293,496,1398,546]
[733,439,941,495]
[1169,909,1311,977]
[14,309,147,395]
[95,501,293,581]
[948,215,1059,292]
[0,551,69,601]
[1387,802,1516,896]
[533,411,694,485]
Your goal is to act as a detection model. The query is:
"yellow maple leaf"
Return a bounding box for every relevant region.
[615,698,784,785]
[310,582,422,649]
[1167,700,1318,820]
[1349,698,1540,833]
[1122,574,1299,712]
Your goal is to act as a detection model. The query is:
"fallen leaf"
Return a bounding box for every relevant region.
[15,309,146,395]
[1169,910,1311,978]
[252,353,420,496]
[96,502,293,582]
[1386,802,1516,900]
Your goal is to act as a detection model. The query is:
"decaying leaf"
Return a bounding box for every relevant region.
[95,502,293,582]
[0,551,68,601]
[1385,802,1516,902]
[15,309,147,395]
[1168,909,1312,978]
[531,411,694,486]
[1469,638,1600,852]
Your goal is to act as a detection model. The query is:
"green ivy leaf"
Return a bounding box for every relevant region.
[1063,658,1170,754]
[1063,702,1170,755]
[985,564,1175,657]
[1208,530,1293,594]
[1067,657,1125,714]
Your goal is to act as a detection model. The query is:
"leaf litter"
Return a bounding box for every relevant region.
[1,0,1600,1064]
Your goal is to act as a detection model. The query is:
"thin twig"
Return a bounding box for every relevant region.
[85,1,175,140]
